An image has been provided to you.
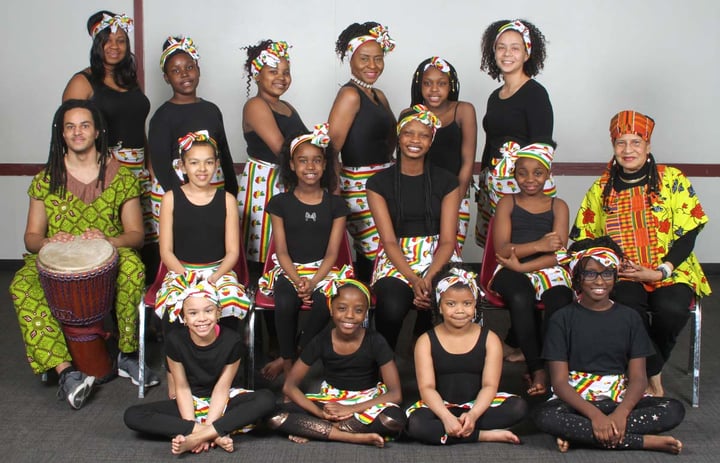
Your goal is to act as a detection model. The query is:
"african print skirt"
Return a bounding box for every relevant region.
[306,381,400,425]
[457,193,471,252]
[549,371,628,403]
[257,255,354,296]
[111,146,154,243]
[371,235,461,286]
[193,387,255,433]
[491,264,571,300]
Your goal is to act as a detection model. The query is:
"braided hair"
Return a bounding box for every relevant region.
[410,57,460,106]
[47,100,110,196]
[480,18,547,81]
[86,10,139,89]
[241,39,274,97]
[335,21,381,61]
[600,153,661,211]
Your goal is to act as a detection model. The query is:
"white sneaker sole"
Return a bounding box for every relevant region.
[118,368,160,387]
[67,375,95,410]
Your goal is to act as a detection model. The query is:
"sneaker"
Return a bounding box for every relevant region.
[117,353,161,388]
[57,370,95,410]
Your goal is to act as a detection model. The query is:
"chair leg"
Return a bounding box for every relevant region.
[246,308,256,390]
[138,299,146,399]
[691,301,701,408]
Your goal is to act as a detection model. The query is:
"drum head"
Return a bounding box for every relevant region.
[38,239,115,273]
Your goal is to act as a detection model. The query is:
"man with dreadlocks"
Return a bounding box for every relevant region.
[10,99,159,410]
[570,110,710,398]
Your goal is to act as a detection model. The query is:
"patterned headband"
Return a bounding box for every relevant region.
[163,271,219,322]
[423,56,451,74]
[290,123,330,157]
[327,279,372,308]
[562,247,622,274]
[346,24,396,58]
[495,19,532,56]
[397,104,441,137]
[178,130,218,154]
[160,36,200,71]
[609,110,655,142]
[251,41,290,77]
[435,267,479,303]
[516,142,554,171]
[90,13,134,39]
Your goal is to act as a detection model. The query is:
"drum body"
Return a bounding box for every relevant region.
[37,239,118,380]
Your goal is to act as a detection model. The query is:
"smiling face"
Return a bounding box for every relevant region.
[290,142,326,187]
[63,108,99,156]
[181,144,217,187]
[182,296,220,342]
[578,258,616,308]
[514,157,549,196]
[255,57,291,98]
[398,120,433,161]
[103,30,129,66]
[330,286,369,336]
[350,40,384,85]
[494,30,529,75]
[421,66,450,109]
[438,285,476,329]
[164,52,200,98]
[613,134,651,173]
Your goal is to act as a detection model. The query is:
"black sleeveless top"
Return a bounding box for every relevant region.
[172,187,226,263]
[428,119,462,176]
[243,104,307,164]
[79,72,150,148]
[510,196,555,263]
[429,327,489,404]
[340,83,396,167]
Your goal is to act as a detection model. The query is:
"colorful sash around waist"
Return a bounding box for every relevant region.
[193,387,255,434]
[257,255,354,297]
[550,371,627,402]
[371,235,461,286]
[491,263,571,300]
[306,381,399,425]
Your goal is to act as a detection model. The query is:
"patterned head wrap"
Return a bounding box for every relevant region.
[423,56,451,74]
[435,267,479,303]
[251,41,290,77]
[178,130,218,155]
[164,272,219,320]
[563,247,622,274]
[397,104,441,137]
[346,24,396,58]
[90,13,134,39]
[327,279,372,308]
[160,36,200,71]
[516,142,554,171]
[495,19,532,56]
[609,110,655,142]
[290,123,331,157]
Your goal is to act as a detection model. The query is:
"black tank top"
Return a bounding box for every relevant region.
[427,117,462,176]
[510,196,555,263]
[244,105,307,164]
[172,187,226,263]
[428,327,489,404]
[340,83,396,167]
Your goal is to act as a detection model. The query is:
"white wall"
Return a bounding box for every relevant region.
[2,0,718,262]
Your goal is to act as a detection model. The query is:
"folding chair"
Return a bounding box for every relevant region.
[136,240,251,398]
[688,296,701,407]
[246,232,354,389]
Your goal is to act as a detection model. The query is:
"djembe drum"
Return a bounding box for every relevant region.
[37,238,118,380]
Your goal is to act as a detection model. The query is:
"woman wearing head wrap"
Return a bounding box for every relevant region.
[570,110,710,397]
[475,19,553,248]
[328,21,397,282]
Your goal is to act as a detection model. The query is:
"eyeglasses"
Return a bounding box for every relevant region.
[580,269,616,281]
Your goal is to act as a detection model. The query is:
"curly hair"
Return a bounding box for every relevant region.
[278,131,337,192]
[567,236,625,291]
[47,99,110,196]
[410,57,460,107]
[429,262,480,315]
[480,19,547,81]
[335,21,381,61]
[86,10,139,89]
[241,39,275,97]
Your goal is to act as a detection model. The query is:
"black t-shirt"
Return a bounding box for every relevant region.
[301,326,394,391]
[366,165,458,237]
[165,327,244,397]
[265,191,350,263]
[481,79,553,169]
[543,302,655,376]
[172,187,226,263]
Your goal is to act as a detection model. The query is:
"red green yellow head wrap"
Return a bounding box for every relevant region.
[346,24,396,58]
[609,110,655,142]
[90,13,134,39]
[495,20,532,55]
[177,130,218,155]
[397,104,441,137]
[290,123,330,157]
[251,41,290,77]
[160,36,200,71]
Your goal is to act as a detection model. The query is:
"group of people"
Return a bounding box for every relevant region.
[8,10,709,457]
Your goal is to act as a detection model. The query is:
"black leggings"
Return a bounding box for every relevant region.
[373,277,416,350]
[273,275,331,359]
[124,389,276,437]
[268,401,406,439]
[490,268,574,372]
[612,282,692,376]
[533,397,685,449]
[406,396,527,445]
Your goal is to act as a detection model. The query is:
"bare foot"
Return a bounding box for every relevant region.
[525,370,547,396]
[503,345,526,363]
[261,357,285,381]
[345,432,385,448]
[643,435,682,454]
[646,373,664,397]
[556,437,570,453]
[171,434,192,455]
[214,435,234,453]
[478,429,521,444]
[288,435,310,444]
